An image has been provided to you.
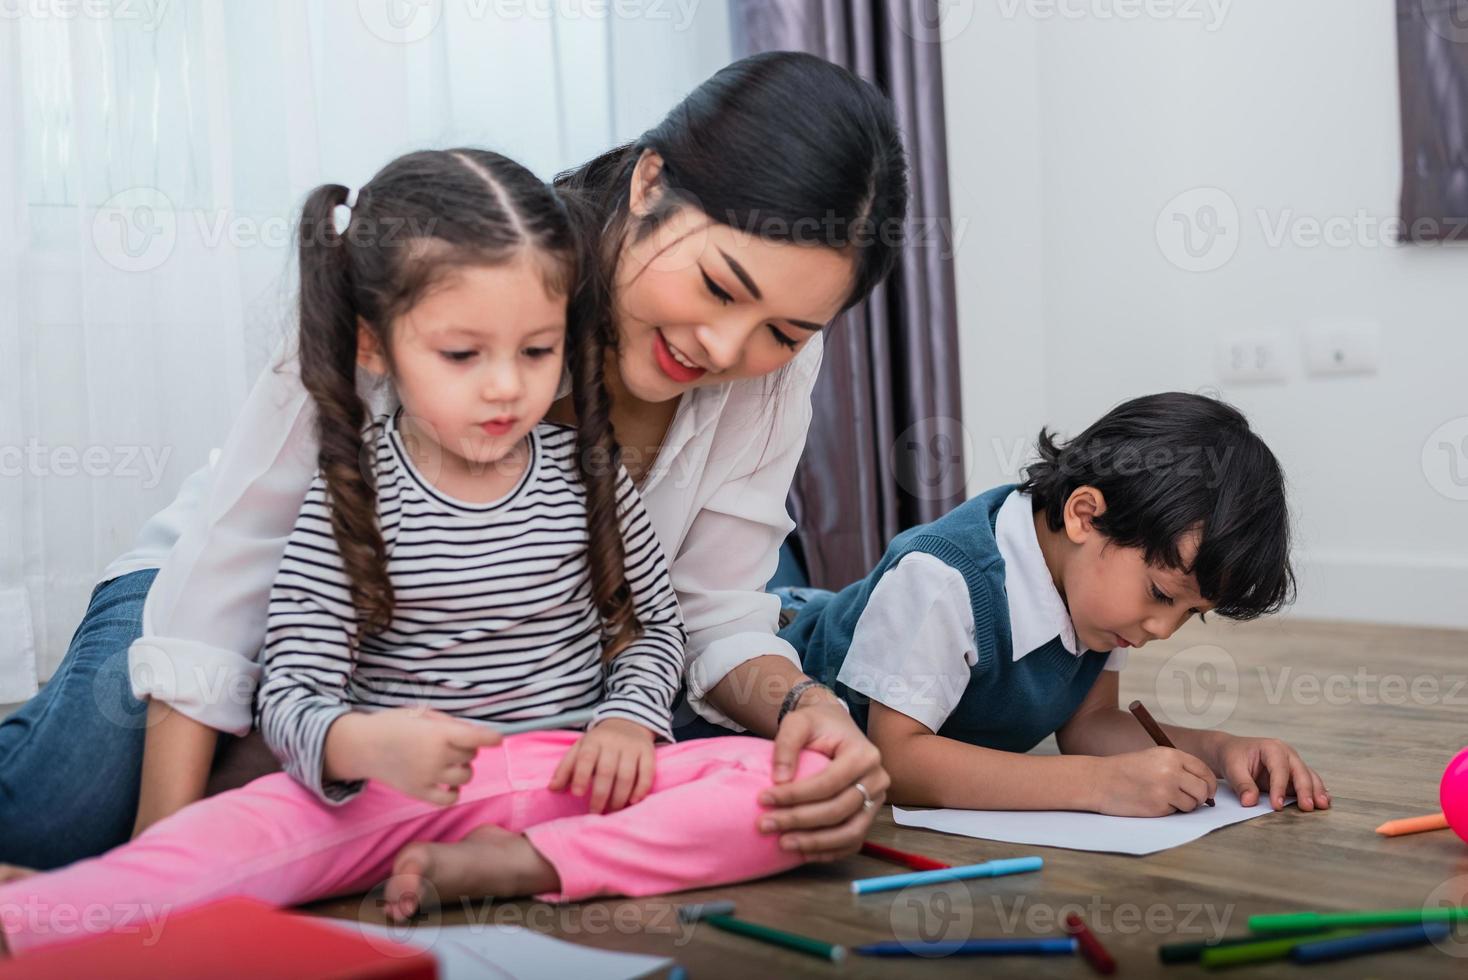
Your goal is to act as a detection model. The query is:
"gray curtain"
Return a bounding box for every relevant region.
[733,1,966,590]
[1396,0,1468,242]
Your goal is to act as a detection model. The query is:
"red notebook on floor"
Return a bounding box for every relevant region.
[0,897,436,979]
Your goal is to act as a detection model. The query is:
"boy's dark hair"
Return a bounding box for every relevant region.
[1018,392,1295,621]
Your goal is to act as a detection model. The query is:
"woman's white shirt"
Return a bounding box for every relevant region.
[112,335,822,735]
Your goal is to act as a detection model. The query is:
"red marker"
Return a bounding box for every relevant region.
[859,842,951,872]
[1066,913,1116,975]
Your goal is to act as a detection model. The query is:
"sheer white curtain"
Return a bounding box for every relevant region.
[0,0,731,697]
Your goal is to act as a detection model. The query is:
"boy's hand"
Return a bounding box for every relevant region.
[548,718,657,814]
[328,708,503,805]
[1213,735,1330,811]
[1091,746,1219,816]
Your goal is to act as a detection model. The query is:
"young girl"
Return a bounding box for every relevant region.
[778,394,1331,816]
[0,148,828,957]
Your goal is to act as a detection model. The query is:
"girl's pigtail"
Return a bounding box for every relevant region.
[563,195,641,660]
[296,183,395,639]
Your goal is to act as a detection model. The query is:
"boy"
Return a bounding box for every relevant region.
[781,393,1329,816]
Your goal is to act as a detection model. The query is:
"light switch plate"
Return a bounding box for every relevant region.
[1304,320,1380,377]
[1215,332,1289,384]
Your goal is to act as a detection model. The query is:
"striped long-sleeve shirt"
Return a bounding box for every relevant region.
[255,409,687,804]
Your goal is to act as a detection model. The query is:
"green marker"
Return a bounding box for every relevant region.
[1248,906,1468,933]
[1200,929,1366,969]
[678,901,845,963]
[702,915,846,962]
[1158,926,1335,964]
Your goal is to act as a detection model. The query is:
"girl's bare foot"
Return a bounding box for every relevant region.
[0,866,35,885]
[382,824,559,923]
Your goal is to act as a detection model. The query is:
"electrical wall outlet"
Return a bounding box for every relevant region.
[1215,332,1289,384]
[1304,320,1380,377]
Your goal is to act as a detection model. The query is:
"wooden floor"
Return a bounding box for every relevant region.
[305,618,1468,977]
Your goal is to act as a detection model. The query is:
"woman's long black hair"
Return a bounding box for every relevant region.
[552,48,910,489]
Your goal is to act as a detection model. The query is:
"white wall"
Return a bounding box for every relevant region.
[943,1,1468,628]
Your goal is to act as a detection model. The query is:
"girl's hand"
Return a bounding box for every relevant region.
[1214,735,1330,812]
[1090,747,1219,816]
[329,707,503,805]
[758,699,890,862]
[548,718,657,814]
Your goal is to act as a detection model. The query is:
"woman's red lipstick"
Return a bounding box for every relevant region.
[653,329,706,384]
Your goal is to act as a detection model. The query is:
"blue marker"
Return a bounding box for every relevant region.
[475,707,596,735]
[855,937,1078,957]
[850,856,1043,895]
[1290,922,1451,964]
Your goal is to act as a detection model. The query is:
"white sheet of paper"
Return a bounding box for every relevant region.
[892,785,1292,855]
[343,921,672,980]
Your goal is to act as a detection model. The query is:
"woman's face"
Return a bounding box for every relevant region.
[610,151,857,404]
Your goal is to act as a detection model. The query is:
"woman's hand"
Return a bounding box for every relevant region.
[757,696,889,862]
[548,718,657,814]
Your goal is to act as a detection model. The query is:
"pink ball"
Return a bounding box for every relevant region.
[1442,747,1468,844]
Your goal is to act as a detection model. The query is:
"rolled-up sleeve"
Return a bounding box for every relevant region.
[128,341,346,735]
[676,337,822,731]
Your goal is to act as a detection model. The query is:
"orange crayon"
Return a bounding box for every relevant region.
[1375,812,1449,837]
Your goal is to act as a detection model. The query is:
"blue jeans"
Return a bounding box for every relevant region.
[0,568,157,869]
[770,585,830,628]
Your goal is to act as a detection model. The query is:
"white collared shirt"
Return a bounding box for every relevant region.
[110,334,822,735]
[835,489,1125,734]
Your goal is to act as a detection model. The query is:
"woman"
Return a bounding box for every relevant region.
[0,50,908,872]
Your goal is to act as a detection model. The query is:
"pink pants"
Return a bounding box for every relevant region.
[0,731,827,955]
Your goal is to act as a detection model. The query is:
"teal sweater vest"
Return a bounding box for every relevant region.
[780,485,1111,753]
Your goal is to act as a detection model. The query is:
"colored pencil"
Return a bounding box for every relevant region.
[1066,913,1116,974]
[1248,906,1468,933]
[701,915,846,963]
[1375,812,1450,836]
[1291,922,1451,964]
[1198,929,1365,968]
[1128,699,1214,806]
[1158,926,1337,963]
[475,707,596,735]
[854,937,1078,957]
[850,856,1043,895]
[860,841,951,871]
